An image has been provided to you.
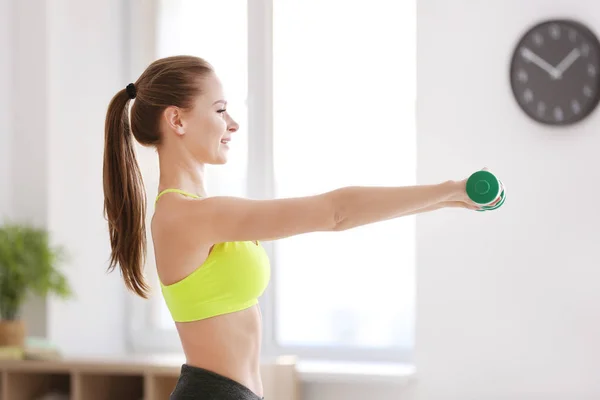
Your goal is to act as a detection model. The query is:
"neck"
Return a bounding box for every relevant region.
[157,145,206,198]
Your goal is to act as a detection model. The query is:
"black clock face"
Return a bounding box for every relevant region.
[510,20,600,125]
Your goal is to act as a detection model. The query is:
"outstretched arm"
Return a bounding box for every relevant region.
[328,181,466,231]
[169,178,473,244]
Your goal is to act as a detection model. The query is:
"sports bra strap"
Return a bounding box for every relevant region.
[155,188,202,206]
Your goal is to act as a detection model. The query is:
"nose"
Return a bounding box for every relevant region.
[227,115,239,132]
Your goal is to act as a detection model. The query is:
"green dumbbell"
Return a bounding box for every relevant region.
[465,170,506,211]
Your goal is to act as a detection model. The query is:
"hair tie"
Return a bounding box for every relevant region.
[125,83,137,100]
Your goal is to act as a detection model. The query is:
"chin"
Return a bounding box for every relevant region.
[214,146,230,164]
[212,153,229,165]
[195,153,228,165]
[198,147,229,165]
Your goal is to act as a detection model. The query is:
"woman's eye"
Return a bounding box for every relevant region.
[217,109,226,114]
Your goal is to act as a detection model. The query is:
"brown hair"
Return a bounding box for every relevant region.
[102,55,213,298]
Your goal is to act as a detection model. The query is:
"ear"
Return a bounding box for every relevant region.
[163,106,186,136]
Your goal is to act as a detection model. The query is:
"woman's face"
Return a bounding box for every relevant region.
[176,73,239,165]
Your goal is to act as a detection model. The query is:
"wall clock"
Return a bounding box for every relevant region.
[509,19,600,126]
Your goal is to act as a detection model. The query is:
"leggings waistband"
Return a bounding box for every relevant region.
[170,364,264,400]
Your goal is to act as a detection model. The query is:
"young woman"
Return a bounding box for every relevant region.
[102,55,498,400]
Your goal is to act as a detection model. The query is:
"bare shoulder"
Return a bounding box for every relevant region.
[151,194,206,246]
[150,194,214,284]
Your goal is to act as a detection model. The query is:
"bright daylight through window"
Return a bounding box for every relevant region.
[142,0,416,362]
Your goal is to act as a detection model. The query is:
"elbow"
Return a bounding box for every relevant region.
[328,191,349,231]
[332,211,348,231]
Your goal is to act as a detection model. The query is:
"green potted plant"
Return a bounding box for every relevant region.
[0,222,72,348]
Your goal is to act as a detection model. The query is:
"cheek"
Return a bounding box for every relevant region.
[192,114,227,148]
[212,113,228,134]
[190,113,224,137]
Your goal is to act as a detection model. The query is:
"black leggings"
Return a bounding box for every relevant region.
[170,364,264,400]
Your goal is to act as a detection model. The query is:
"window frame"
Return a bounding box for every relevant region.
[125,0,414,365]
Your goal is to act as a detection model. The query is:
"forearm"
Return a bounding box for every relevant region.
[329,181,462,231]
[399,201,448,217]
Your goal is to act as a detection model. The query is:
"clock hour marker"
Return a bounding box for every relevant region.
[571,100,581,114]
[589,64,597,77]
[583,85,593,97]
[549,25,561,39]
[537,102,546,116]
[533,33,544,46]
[569,29,577,42]
[523,89,534,103]
[520,47,531,62]
[581,44,590,57]
[553,107,564,121]
[517,69,528,83]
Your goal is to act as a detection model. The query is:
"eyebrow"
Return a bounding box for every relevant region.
[212,100,227,106]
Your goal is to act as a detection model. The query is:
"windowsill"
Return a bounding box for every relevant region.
[296,360,416,384]
[125,350,416,385]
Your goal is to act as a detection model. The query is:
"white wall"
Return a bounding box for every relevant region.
[0,0,11,219]
[2,0,127,355]
[7,0,50,337]
[44,0,129,356]
[415,1,600,399]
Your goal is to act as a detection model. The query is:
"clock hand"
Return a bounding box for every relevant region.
[554,48,581,77]
[520,47,560,79]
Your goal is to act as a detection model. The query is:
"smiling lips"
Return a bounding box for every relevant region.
[220,137,231,145]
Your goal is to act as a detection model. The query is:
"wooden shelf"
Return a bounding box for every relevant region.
[0,355,300,400]
[76,373,144,400]
[147,374,179,400]
[5,371,70,400]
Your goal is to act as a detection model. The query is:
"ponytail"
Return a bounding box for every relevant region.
[102,56,215,298]
[103,88,150,298]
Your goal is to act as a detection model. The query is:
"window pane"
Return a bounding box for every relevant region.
[154,0,248,330]
[273,0,416,349]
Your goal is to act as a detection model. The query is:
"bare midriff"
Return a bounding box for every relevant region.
[175,304,263,397]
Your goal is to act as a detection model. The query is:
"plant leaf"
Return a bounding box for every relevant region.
[0,221,73,320]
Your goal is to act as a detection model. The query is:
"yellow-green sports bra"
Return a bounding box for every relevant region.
[155,189,271,323]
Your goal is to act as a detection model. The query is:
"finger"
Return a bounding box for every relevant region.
[461,201,481,211]
[445,201,480,211]
[449,202,472,209]
[490,191,503,206]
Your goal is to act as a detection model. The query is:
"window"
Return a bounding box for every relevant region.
[271,0,416,361]
[130,0,416,364]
